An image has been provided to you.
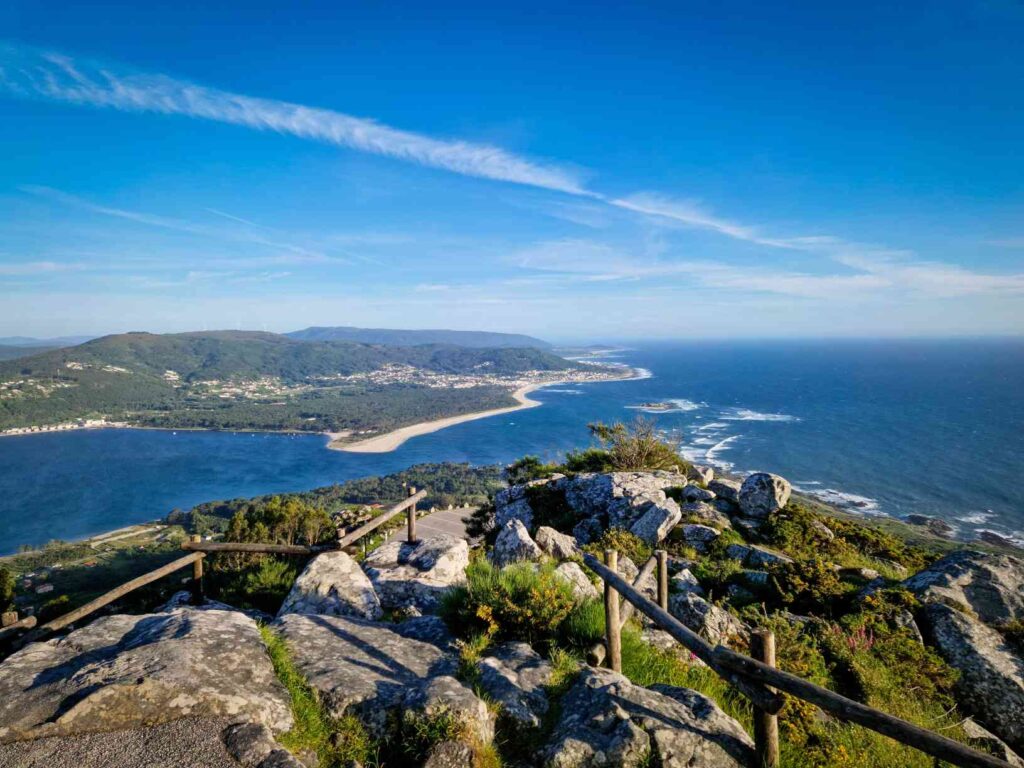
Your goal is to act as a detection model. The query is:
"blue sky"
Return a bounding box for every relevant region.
[1,1,1022,341]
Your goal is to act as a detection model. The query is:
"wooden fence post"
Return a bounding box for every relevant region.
[407,486,418,544]
[751,629,780,767]
[604,549,622,673]
[190,535,204,603]
[656,549,669,611]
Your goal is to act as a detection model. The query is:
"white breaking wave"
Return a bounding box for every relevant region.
[957,511,995,525]
[806,488,882,514]
[542,388,583,394]
[696,422,728,431]
[721,408,800,422]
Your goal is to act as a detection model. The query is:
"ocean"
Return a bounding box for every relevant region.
[0,339,1021,555]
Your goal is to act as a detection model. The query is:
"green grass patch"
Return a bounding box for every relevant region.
[260,625,377,768]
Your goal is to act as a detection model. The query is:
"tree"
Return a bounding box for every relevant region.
[587,418,691,473]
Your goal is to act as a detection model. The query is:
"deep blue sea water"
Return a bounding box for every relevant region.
[1,339,1021,555]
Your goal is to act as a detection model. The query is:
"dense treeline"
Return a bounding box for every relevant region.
[185,462,505,534]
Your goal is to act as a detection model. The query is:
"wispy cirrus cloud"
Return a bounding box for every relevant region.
[510,238,1024,299]
[5,44,1020,304]
[0,45,585,195]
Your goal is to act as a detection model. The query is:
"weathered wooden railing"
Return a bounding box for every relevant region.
[6,488,428,649]
[583,550,1013,768]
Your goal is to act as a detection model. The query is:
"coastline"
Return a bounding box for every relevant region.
[329,366,644,454]
[327,382,552,454]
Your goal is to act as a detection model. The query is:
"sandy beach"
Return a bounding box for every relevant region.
[327,382,554,453]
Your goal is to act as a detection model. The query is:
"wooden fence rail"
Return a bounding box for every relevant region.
[4,489,432,650]
[337,488,426,548]
[582,550,1013,768]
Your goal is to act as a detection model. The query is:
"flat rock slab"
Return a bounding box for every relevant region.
[925,603,1024,754]
[477,641,552,730]
[542,667,754,767]
[273,613,492,742]
[0,608,292,744]
[0,717,246,768]
[904,550,1024,624]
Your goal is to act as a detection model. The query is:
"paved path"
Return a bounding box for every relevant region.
[387,506,477,543]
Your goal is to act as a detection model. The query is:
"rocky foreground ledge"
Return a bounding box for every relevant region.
[0,468,1022,767]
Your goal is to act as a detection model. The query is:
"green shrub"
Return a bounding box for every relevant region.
[0,566,14,613]
[586,419,691,473]
[401,707,469,764]
[761,500,931,571]
[37,594,71,624]
[505,456,559,485]
[766,557,855,617]
[562,448,615,474]
[440,561,577,651]
[583,528,652,566]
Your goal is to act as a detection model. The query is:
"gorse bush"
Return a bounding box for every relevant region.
[583,528,652,566]
[440,560,577,651]
[760,500,931,571]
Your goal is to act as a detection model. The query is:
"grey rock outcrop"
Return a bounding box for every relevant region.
[629,497,682,545]
[681,501,732,528]
[738,473,791,518]
[682,484,717,502]
[0,608,292,744]
[961,718,1024,767]
[725,543,793,568]
[536,526,582,560]
[923,603,1024,753]
[496,498,534,530]
[542,667,754,767]
[680,523,721,552]
[277,551,382,620]
[274,613,493,743]
[690,465,715,484]
[223,722,305,768]
[364,534,469,614]
[672,568,705,596]
[565,471,687,529]
[903,550,1024,624]
[554,561,601,601]
[669,592,748,646]
[708,478,741,504]
[476,641,552,730]
[491,519,545,567]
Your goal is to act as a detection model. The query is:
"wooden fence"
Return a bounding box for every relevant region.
[5,488,427,649]
[583,550,1014,768]
[3,495,1011,768]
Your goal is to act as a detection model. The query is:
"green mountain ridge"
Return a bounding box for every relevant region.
[286,325,551,348]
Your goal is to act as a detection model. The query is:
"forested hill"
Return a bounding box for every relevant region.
[287,326,551,349]
[1,331,574,381]
[0,331,580,432]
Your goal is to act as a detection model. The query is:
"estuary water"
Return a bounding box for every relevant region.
[1,338,1021,554]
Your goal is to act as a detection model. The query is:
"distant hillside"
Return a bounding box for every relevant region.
[287,326,551,349]
[0,345,55,361]
[0,331,578,432]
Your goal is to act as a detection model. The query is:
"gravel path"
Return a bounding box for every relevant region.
[0,717,244,768]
